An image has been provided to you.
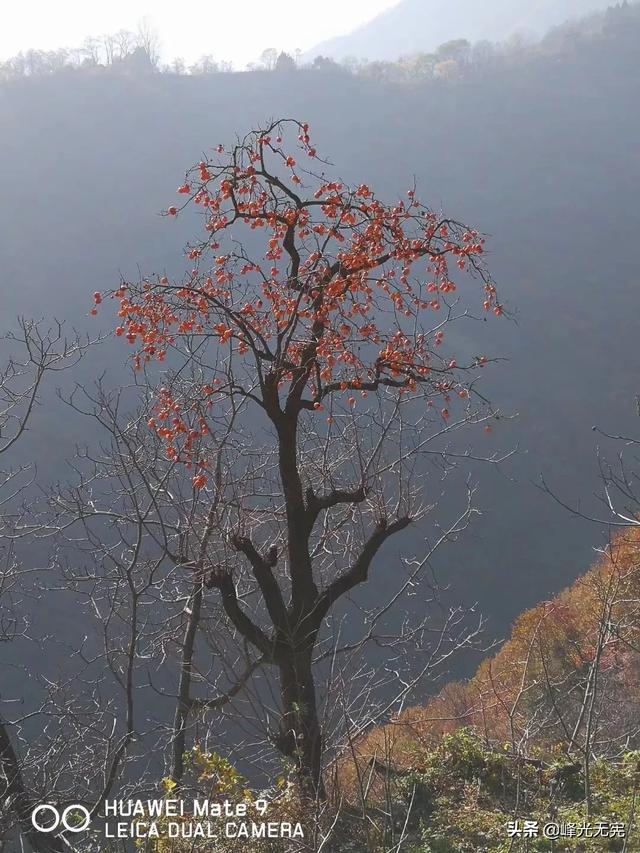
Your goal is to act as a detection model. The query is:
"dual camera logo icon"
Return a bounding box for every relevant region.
[31,805,91,834]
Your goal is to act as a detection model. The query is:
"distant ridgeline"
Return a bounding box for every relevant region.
[304,0,634,63]
[334,525,640,848]
[1,1,638,82]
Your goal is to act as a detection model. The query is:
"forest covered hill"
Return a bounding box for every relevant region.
[333,526,640,850]
[306,0,616,61]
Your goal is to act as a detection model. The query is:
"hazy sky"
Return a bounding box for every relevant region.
[1,0,401,67]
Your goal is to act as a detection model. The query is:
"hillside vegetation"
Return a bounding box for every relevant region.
[334,527,640,850]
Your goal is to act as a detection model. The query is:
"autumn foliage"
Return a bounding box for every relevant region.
[99,119,499,483]
[337,524,640,789]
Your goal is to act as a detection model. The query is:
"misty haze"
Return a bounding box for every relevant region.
[1,2,640,851]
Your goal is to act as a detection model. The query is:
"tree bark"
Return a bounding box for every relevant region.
[276,649,325,800]
[170,577,204,784]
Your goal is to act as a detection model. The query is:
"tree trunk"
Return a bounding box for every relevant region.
[170,577,204,784]
[277,650,325,800]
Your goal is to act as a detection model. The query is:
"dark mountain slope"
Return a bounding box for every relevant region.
[0,18,638,660]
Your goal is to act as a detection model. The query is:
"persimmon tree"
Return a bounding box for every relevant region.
[102,118,503,797]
